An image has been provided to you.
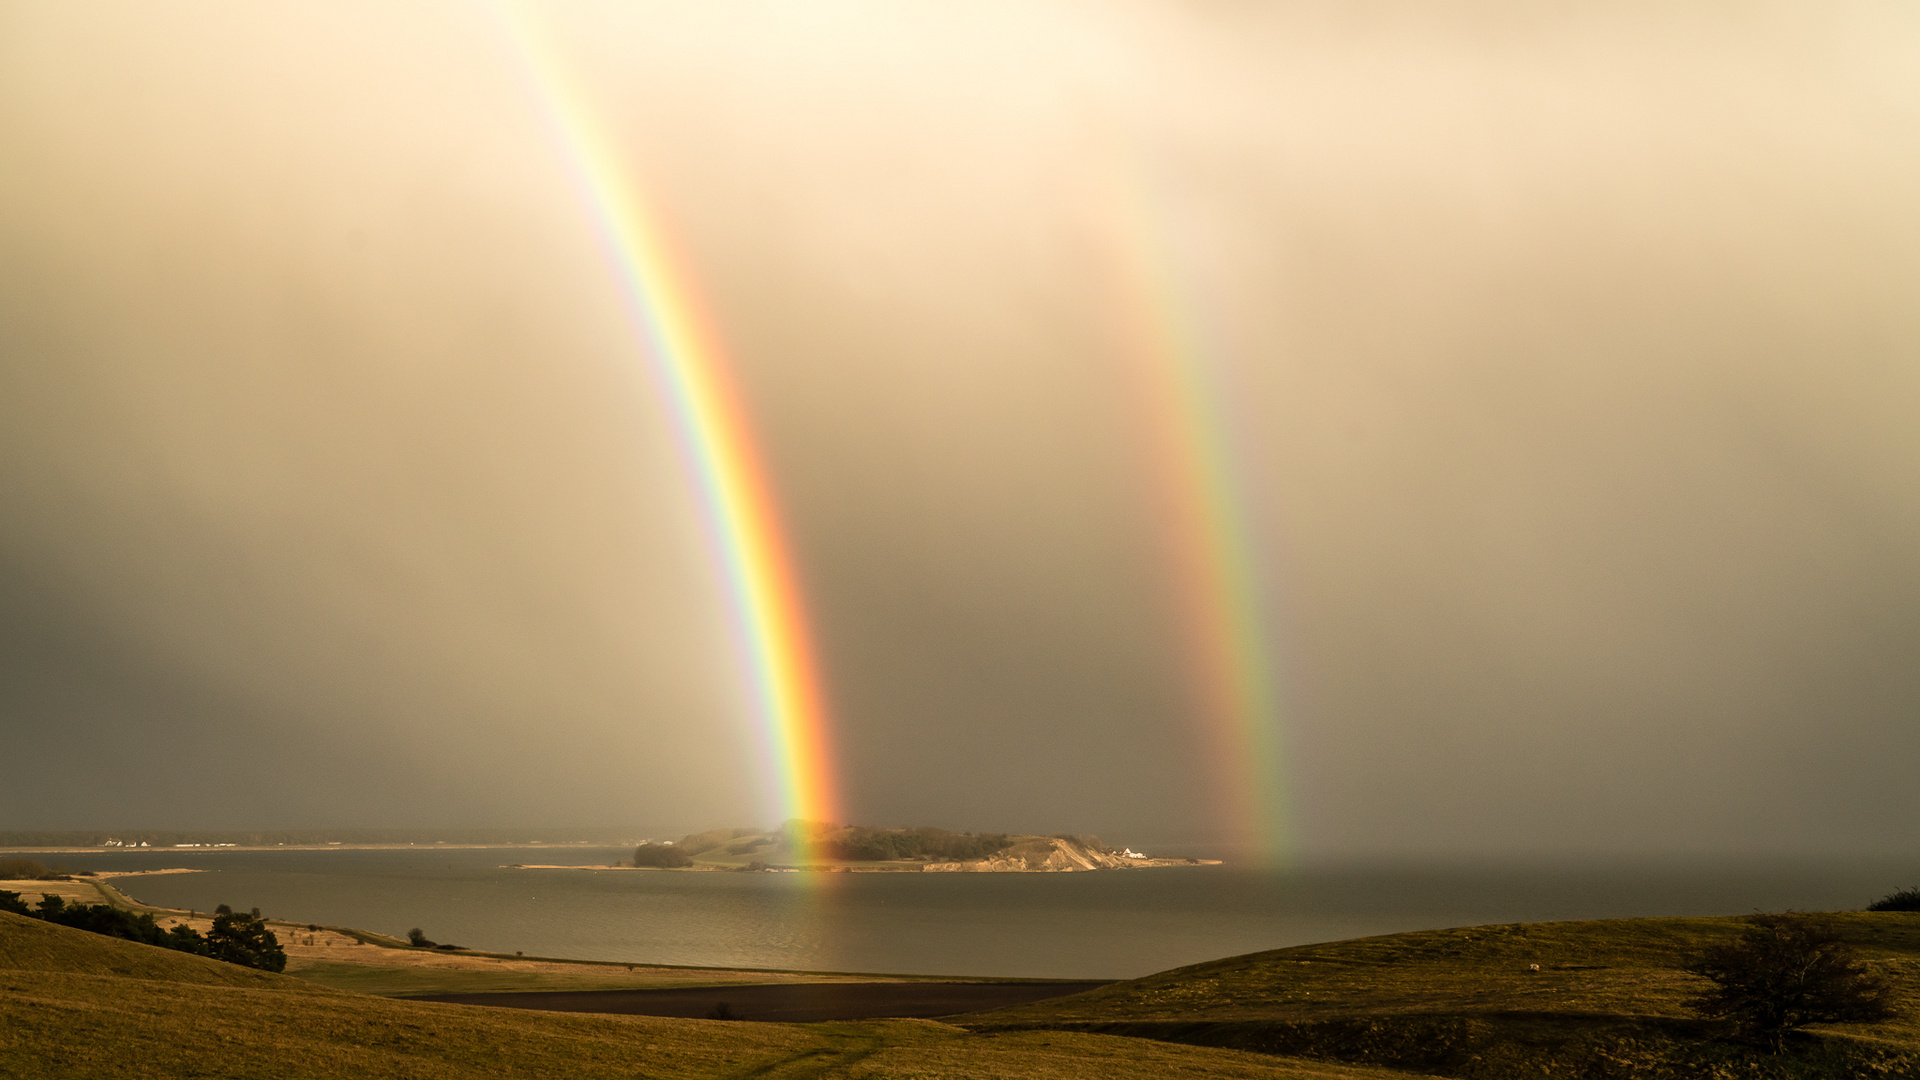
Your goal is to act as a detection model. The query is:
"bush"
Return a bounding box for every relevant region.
[1867,887,1920,912]
[406,927,435,947]
[1689,913,1899,1050]
[632,843,693,868]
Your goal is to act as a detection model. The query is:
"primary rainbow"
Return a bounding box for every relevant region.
[496,5,841,837]
[1102,178,1291,860]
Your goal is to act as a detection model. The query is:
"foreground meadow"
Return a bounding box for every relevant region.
[0,911,1412,1079]
[8,900,1920,1077]
[972,911,1920,1077]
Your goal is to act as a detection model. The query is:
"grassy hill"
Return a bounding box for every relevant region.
[968,911,1920,1078]
[15,898,1919,1078]
[0,911,1417,1079]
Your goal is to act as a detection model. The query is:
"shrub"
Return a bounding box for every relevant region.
[407,927,435,947]
[1689,913,1899,1051]
[1867,888,1920,913]
[632,843,693,868]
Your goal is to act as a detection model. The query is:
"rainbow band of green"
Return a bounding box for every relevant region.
[497,4,840,838]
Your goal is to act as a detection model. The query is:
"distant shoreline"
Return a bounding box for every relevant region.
[0,843,631,855]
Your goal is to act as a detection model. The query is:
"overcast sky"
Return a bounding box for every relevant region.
[3,0,1919,859]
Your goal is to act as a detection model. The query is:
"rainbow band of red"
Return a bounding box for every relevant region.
[497,4,840,835]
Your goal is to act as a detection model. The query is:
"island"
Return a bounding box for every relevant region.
[510,822,1220,873]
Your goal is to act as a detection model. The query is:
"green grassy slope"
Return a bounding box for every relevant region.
[0,912,1418,1079]
[966,912,1920,1078]
[0,909,293,990]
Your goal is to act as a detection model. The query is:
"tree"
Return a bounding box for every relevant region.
[205,907,286,972]
[407,927,435,947]
[0,890,31,916]
[1689,913,1899,1051]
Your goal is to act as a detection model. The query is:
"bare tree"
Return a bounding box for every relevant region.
[1689,913,1899,1051]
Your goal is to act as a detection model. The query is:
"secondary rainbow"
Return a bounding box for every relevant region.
[1101,177,1290,860]
[495,5,841,836]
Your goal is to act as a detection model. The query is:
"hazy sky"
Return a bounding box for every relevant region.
[4,1,1919,858]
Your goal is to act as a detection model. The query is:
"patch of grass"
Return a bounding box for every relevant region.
[967,912,1920,1078]
[0,878,113,909]
[840,1023,1437,1079]
[0,969,824,1079]
[290,958,878,998]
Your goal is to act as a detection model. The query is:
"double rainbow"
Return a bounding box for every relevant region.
[498,8,1287,860]
[498,6,840,835]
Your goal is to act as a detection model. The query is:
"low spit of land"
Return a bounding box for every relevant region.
[5,867,1920,1078]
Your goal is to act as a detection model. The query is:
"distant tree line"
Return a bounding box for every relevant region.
[0,857,85,881]
[661,823,1022,864]
[0,827,644,848]
[0,892,286,973]
[810,826,1014,863]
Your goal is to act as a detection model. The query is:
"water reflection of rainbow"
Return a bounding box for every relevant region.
[500,7,840,838]
[1103,185,1290,862]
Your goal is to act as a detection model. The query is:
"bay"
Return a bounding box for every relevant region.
[12,847,1916,980]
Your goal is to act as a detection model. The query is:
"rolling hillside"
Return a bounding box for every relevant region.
[968,911,1920,1077]
[0,911,1416,1079]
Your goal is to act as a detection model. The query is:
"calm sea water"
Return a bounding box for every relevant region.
[14,848,1917,979]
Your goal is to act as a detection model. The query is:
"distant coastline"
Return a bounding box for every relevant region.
[0,828,647,851]
[515,825,1222,874]
[1,843,636,855]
